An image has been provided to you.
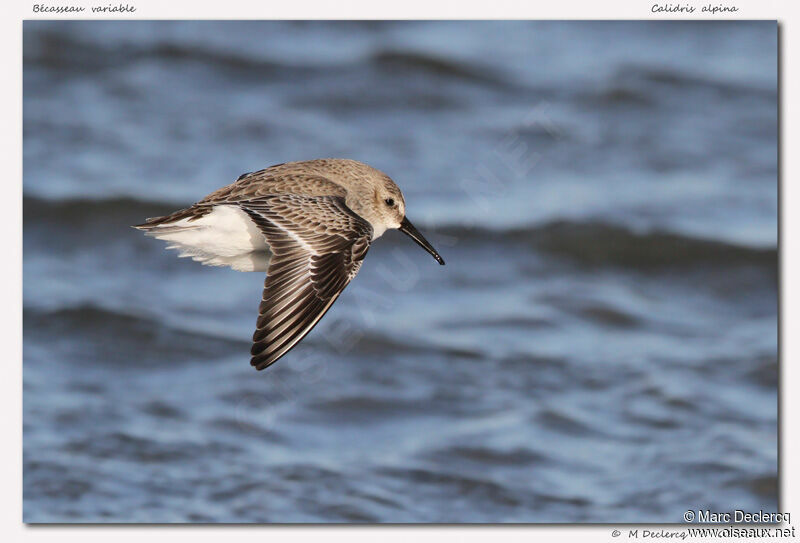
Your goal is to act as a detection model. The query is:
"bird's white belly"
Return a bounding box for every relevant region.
[145,205,270,272]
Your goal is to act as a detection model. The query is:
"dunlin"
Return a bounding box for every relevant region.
[135,159,445,370]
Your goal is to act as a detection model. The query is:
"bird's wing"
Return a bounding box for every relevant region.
[239,195,372,370]
[200,170,346,204]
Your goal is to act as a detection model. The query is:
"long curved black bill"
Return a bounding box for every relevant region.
[399,216,445,265]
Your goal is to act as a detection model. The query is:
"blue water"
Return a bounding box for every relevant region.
[23,20,777,523]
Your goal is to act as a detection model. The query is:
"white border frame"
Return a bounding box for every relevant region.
[4,2,795,541]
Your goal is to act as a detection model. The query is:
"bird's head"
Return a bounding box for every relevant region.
[352,175,444,266]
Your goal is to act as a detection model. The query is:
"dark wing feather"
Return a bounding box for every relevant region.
[239,195,372,370]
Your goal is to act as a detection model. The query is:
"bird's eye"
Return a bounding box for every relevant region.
[384,198,395,207]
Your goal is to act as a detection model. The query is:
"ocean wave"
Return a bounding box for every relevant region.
[576,65,776,110]
[582,87,654,108]
[62,431,243,463]
[23,304,247,367]
[435,220,776,270]
[616,65,777,101]
[24,28,325,80]
[425,445,548,467]
[376,466,525,508]
[370,49,514,89]
[344,328,483,360]
[24,195,183,226]
[289,89,464,113]
[26,29,514,91]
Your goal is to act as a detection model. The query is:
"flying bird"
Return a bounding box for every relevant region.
[135,159,445,370]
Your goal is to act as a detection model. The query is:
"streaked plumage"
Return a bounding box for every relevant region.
[135,158,444,370]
